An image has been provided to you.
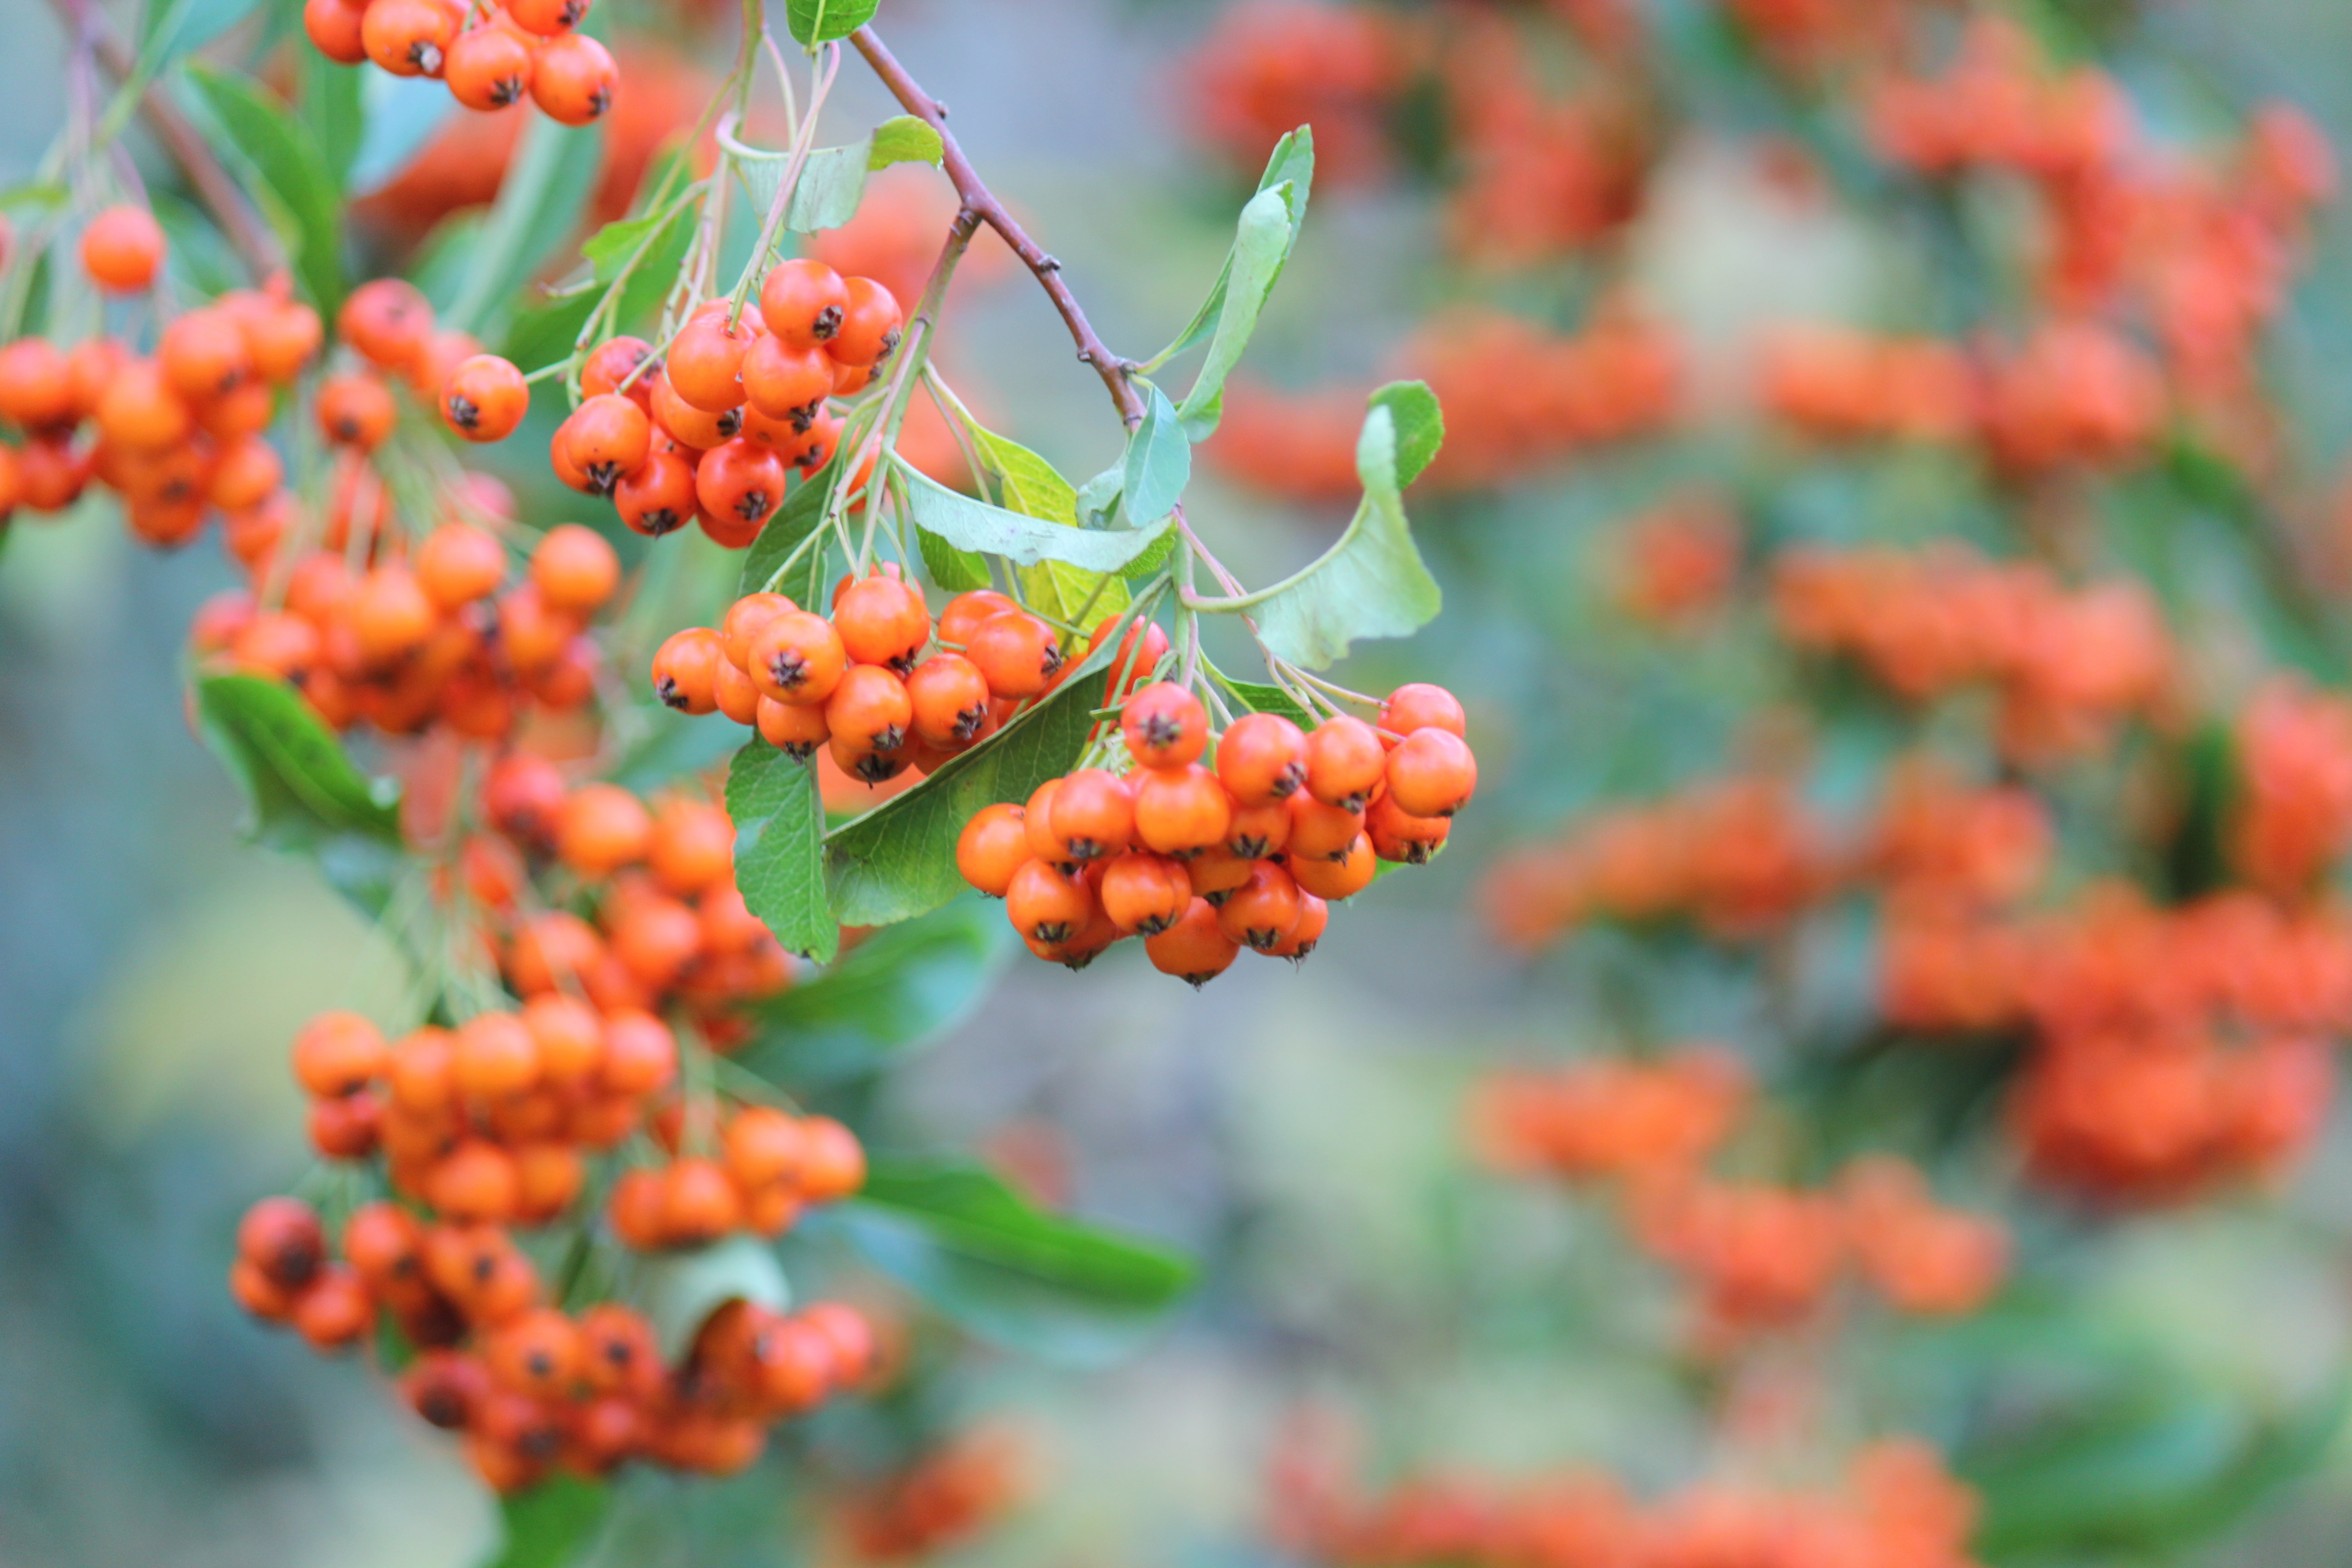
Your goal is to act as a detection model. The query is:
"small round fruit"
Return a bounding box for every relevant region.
[1122,681,1208,769]
[1145,898,1241,987]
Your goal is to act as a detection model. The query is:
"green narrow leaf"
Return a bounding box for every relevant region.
[833,1157,1196,1368]
[896,459,1175,573]
[195,674,405,913]
[1249,397,1444,670]
[183,63,344,311]
[348,71,455,194]
[737,898,1014,1083]
[736,465,838,598]
[1209,665,1316,730]
[725,739,838,963]
[867,114,943,169]
[481,1474,611,1568]
[1122,384,1192,526]
[824,637,1122,926]
[1074,464,1122,530]
[785,0,881,45]
[1154,127,1314,366]
[443,114,605,335]
[1369,379,1444,487]
[970,430,1130,632]
[635,1236,792,1363]
[916,525,991,593]
[1174,182,1298,439]
[139,0,263,70]
[297,45,364,193]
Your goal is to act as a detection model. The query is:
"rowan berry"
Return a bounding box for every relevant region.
[509,0,587,31]
[1305,715,1387,809]
[615,448,697,535]
[1216,712,1308,805]
[1291,833,1377,899]
[1088,616,1174,701]
[240,296,325,382]
[650,371,737,448]
[340,278,435,370]
[1133,763,1235,857]
[748,608,847,704]
[159,308,253,402]
[403,1352,494,1431]
[291,1010,388,1098]
[79,205,165,292]
[720,1106,805,1191]
[600,1009,678,1095]
[956,803,1030,896]
[309,1091,382,1158]
[1228,799,1293,860]
[205,436,282,512]
[1145,898,1241,987]
[904,652,991,747]
[0,338,74,428]
[1287,793,1365,861]
[831,277,904,367]
[239,1196,327,1292]
[740,333,835,421]
[441,354,529,442]
[1217,862,1304,951]
[362,0,456,75]
[532,523,620,612]
[694,436,786,527]
[1099,852,1192,935]
[967,611,1063,698]
[1380,681,1467,742]
[294,1264,377,1351]
[608,1168,668,1248]
[431,1139,523,1222]
[1122,681,1208,769]
[832,359,874,395]
[230,1257,295,1321]
[97,360,194,451]
[317,373,397,449]
[667,315,755,413]
[663,1158,743,1246]
[353,563,436,665]
[1367,791,1450,863]
[649,798,735,894]
[484,751,568,842]
[387,1028,457,1115]
[578,1303,661,1398]
[412,524,503,611]
[578,333,651,399]
[1023,778,1083,866]
[611,893,701,990]
[198,383,278,445]
[1186,842,1257,903]
[303,0,370,62]
[835,573,931,671]
[798,1116,867,1201]
[230,612,322,681]
[1266,891,1328,960]
[755,258,849,351]
[652,627,725,715]
[1006,858,1094,945]
[1051,769,1137,861]
[558,393,649,494]
[755,695,830,757]
[825,663,914,754]
[512,998,599,1091]
[445,19,535,109]
[1385,727,1478,817]
[452,1012,539,1098]
[558,783,652,875]
[939,589,1020,648]
[714,592,786,668]
[751,1316,834,1409]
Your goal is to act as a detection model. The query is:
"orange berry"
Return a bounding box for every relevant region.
[694,437,787,529]
[740,333,835,421]
[442,354,529,441]
[97,360,193,451]
[0,338,75,428]
[444,19,535,108]
[1122,681,1209,769]
[1366,791,1450,864]
[1380,682,1467,743]
[748,608,848,705]
[615,448,698,536]
[1006,858,1094,946]
[80,205,165,292]
[316,373,397,449]
[667,314,754,412]
[431,1140,522,1222]
[652,627,725,715]
[834,574,931,672]
[797,1116,867,1201]
[453,1011,541,1098]
[1217,862,1304,951]
[824,663,913,753]
[755,694,830,757]
[1227,798,1293,859]
[291,1010,387,1098]
[1287,792,1366,861]
[582,335,654,402]
[238,1196,326,1291]
[362,0,457,77]
[723,1106,807,1191]
[531,522,620,612]
[760,258,851,350]
[521,994,606,1086]
[1216,712,1308,806]
[649,798,735,894]
[1384,728,1478,817]
[304,0,370,62]
[830,276,903,367]
[600,1009,678,1095]
[562,392,652,492]
[906,652,992,746]
[663,1158,743,1245]
[339,278,436,370]
[1292,833,1377,899]
[956,803,1030,896]
[1051,768,1137,861]
[294,1264,376,1351]
[1305,715,1387,809]
[159,307,253,402]
[1133,764,1235,857]
[508,0,588,33]
[557,783,652,875]
[967,612,1062,698]
[416,523,506,609]
[1145,898,1242,987]
[1265,892,1328,960]
[1099,852,1192,936]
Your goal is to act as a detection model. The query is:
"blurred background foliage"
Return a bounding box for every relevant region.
[13,0,2352,1564]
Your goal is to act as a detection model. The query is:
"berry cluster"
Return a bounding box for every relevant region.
[234,1192,877,1488]
[1212,306,1681,501]
[303,0,617,127]
[1187,0,1405,188]
[448,260,906,551]
[652,579,1084,785]
[1270,1425,1984,1568]
[831,1426,1031,1563]
[0,210,320,546]
[957,681,1477,983]
[1607,492,1743,627]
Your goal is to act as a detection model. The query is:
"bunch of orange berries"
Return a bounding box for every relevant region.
[0,206,321,546]
[831,1426,1032,1564]
[303,0,617,127]
[957,679,1477,983]
[652,576,1094,784]
[443,258,905,551]
[233,1190,878,1489]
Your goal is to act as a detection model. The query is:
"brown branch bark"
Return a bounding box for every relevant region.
[52,0,284,283]
[850,24,1144,431]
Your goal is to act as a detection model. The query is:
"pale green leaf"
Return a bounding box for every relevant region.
[737,899,1012,1083]
[867,115,943,169]
[183,64,343,310]
[1122,383,1191,525]
[971,430,1132,632]
[1370,378,1444,487]
[739,116,933,237]
[916,525,991,593]
[785,0,880,45]
[297,46,363,193]
[637,1236,792,1363]
[726,740,838,963]
[443,115,605,335]
[482,1475,609,1568]
[1174,181,1297,439]
[195,674,405,915]
[1154,127,1314,366]
[897,459,1176,573]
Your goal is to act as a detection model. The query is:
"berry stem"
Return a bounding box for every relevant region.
[848,24,1145,432]
[725,40,842,332]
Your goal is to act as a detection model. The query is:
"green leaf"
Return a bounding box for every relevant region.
[896,459,1176,574]
[824,637,1122,926]
[1249,396,1443,669]
[1155,127,1314,367]
[195,674,405,914]
[737,898,1013,1083]
[183,64,344,311]
[736,465,838,598]
[1122,383,1191,526]
[297,46,364,193]
[500,185,692,368]
[444,114,605,335]
[725,740,838,963]
[1074,464,1122,530]
[0,182,70,213]
[867,115,943,170]
[1209,666,1316,730]
[139,0,263,70]
[481,1474,611,1568]
[348,71,454,194]
[1174,181,1299,439]
[785,0,880,45]
[834,1158,1195,1368]
[970,429,1131,633]
[636,1236,792,1363]
[916,525,991,593]
[1369,379,1444,488]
